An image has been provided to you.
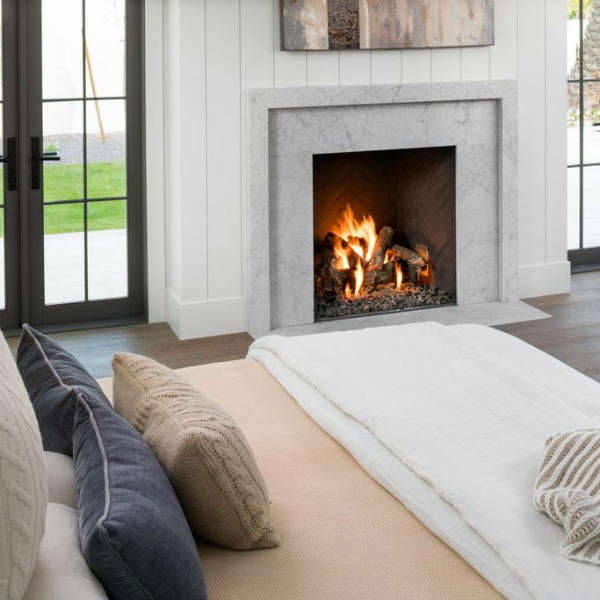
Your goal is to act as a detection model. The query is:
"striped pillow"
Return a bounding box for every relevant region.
[534,429,600,564]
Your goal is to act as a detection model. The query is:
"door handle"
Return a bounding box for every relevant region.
[0,137,17,191]
[31,136,61,190]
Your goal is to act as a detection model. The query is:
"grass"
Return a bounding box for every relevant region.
[44,161,126,202]
[0,161,127,237]
[44,200,126,235]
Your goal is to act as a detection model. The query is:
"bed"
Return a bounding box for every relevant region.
[169,358,502,600]
[105,321,600,599]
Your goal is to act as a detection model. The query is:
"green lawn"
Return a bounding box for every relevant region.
[0,161,127,237]
[44,200,126,235]
[44,161,126,202]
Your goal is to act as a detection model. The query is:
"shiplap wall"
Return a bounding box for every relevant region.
[160,0,568,339]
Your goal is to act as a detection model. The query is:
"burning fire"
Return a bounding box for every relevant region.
[330,204,378,268]
[323,203,417,300]
[395,262,403,290]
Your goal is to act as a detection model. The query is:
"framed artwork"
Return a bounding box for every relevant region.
[281,0,494,51]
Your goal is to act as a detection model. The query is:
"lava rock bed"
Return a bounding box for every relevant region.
[315,284,455,320]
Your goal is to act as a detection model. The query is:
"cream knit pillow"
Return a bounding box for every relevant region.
[112,352,279,551]
[534,429,600,564]
[0,332,47,600]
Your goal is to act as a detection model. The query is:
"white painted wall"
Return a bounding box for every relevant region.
[155,0,569,339]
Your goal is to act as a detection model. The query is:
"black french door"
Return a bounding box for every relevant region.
[0,0,144,330]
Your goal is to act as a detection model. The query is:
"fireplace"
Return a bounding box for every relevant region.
[245,82,518,336]
[313,148,457,321]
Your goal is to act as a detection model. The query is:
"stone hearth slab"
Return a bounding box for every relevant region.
[254,301,550,338]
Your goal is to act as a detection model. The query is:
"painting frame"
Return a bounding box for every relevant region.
[281,0,494,51]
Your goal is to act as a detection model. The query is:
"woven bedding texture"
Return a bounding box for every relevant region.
[101,358,503,600]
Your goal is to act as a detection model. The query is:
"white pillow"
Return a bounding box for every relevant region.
[44,452,76,509]
[23,503,108,600]
[0,332,47,600]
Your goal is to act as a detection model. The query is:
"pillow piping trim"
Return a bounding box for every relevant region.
[77,393,153,600]
[20,324,64,388]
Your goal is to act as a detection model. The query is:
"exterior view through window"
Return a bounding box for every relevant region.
[568,0,600,263]
[0,0,144,329]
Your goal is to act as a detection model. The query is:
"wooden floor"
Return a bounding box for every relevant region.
[6,271,600,380]
[496,270,600,382]
[6,323,254,379]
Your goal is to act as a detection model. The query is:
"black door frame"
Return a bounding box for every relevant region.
[0,0,145,330]
[0,0,21,330]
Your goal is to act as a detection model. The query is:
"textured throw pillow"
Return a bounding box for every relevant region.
[0,330,47,600]
[16,324,110,456]
[534,429,600,564]
[24,503,108,600]
[112,352,279,550]
[73,387,207,600]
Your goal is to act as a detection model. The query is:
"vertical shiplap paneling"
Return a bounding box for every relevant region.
[273,0,308,87]
[518,0,547,267]
[545,0,568,262]
[370,50,402,84]
[145,0,166,319]
[164,0,182,296]
[339,50,372,85]
[401,50,432,83]
[241,0,274,89]
[307,51,340,86]
[431,49,461,82]
[490,0,518,79]
[206,1,243,299]
[460,46,490,80]
[240,1,274,297]
[173,0,209,302]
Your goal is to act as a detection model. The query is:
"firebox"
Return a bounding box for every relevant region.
[313,147,457,321]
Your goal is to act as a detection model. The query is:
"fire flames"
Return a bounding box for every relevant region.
[330,205,378,269]
[315,203,453,320]
[330,204,403,299]
[395,262,403,289]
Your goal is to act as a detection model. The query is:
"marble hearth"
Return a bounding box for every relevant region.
[245,81,520,336]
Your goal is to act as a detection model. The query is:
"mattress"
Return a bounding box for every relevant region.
[178,359,503,600]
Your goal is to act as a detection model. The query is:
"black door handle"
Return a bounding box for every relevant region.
[31,136,61,190]
[0,137,17,191]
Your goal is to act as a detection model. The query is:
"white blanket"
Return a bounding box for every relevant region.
[249,322,600,600]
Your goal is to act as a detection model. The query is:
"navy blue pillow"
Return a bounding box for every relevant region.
[74,388,207,600]
[16,324,111,456]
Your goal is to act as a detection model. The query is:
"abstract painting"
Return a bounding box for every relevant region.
[281,0,494,51]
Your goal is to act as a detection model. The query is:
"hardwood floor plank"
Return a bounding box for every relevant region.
[6,323,254,379]
[5,272,600,381]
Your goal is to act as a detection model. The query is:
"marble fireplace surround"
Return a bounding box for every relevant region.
[246,81,519,336]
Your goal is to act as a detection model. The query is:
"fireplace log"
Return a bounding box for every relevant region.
[414,243,435,287]
[324,233,361,269]
[325,232,347,250]
[368,226,394,270]
[386,245,428,283]
[347,236,369,258]
[319,244,351,294]
[363,261,395,288]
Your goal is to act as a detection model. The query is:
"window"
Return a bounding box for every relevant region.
[568,0,600,266]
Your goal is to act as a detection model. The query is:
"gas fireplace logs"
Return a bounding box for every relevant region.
[317,226,426,296]
[314,205,455,321]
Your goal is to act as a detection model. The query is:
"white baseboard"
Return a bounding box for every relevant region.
[518,261,571,299]
[164,261,570,338]
[166,289,247,340]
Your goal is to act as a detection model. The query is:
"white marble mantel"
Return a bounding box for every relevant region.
[245,81,519,336]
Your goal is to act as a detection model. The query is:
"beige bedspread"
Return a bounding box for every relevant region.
[175,358,504,600]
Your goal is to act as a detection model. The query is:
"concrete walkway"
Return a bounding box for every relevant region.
[0,229,127,310]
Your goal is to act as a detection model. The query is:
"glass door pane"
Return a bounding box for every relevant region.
[41,0,130,308]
